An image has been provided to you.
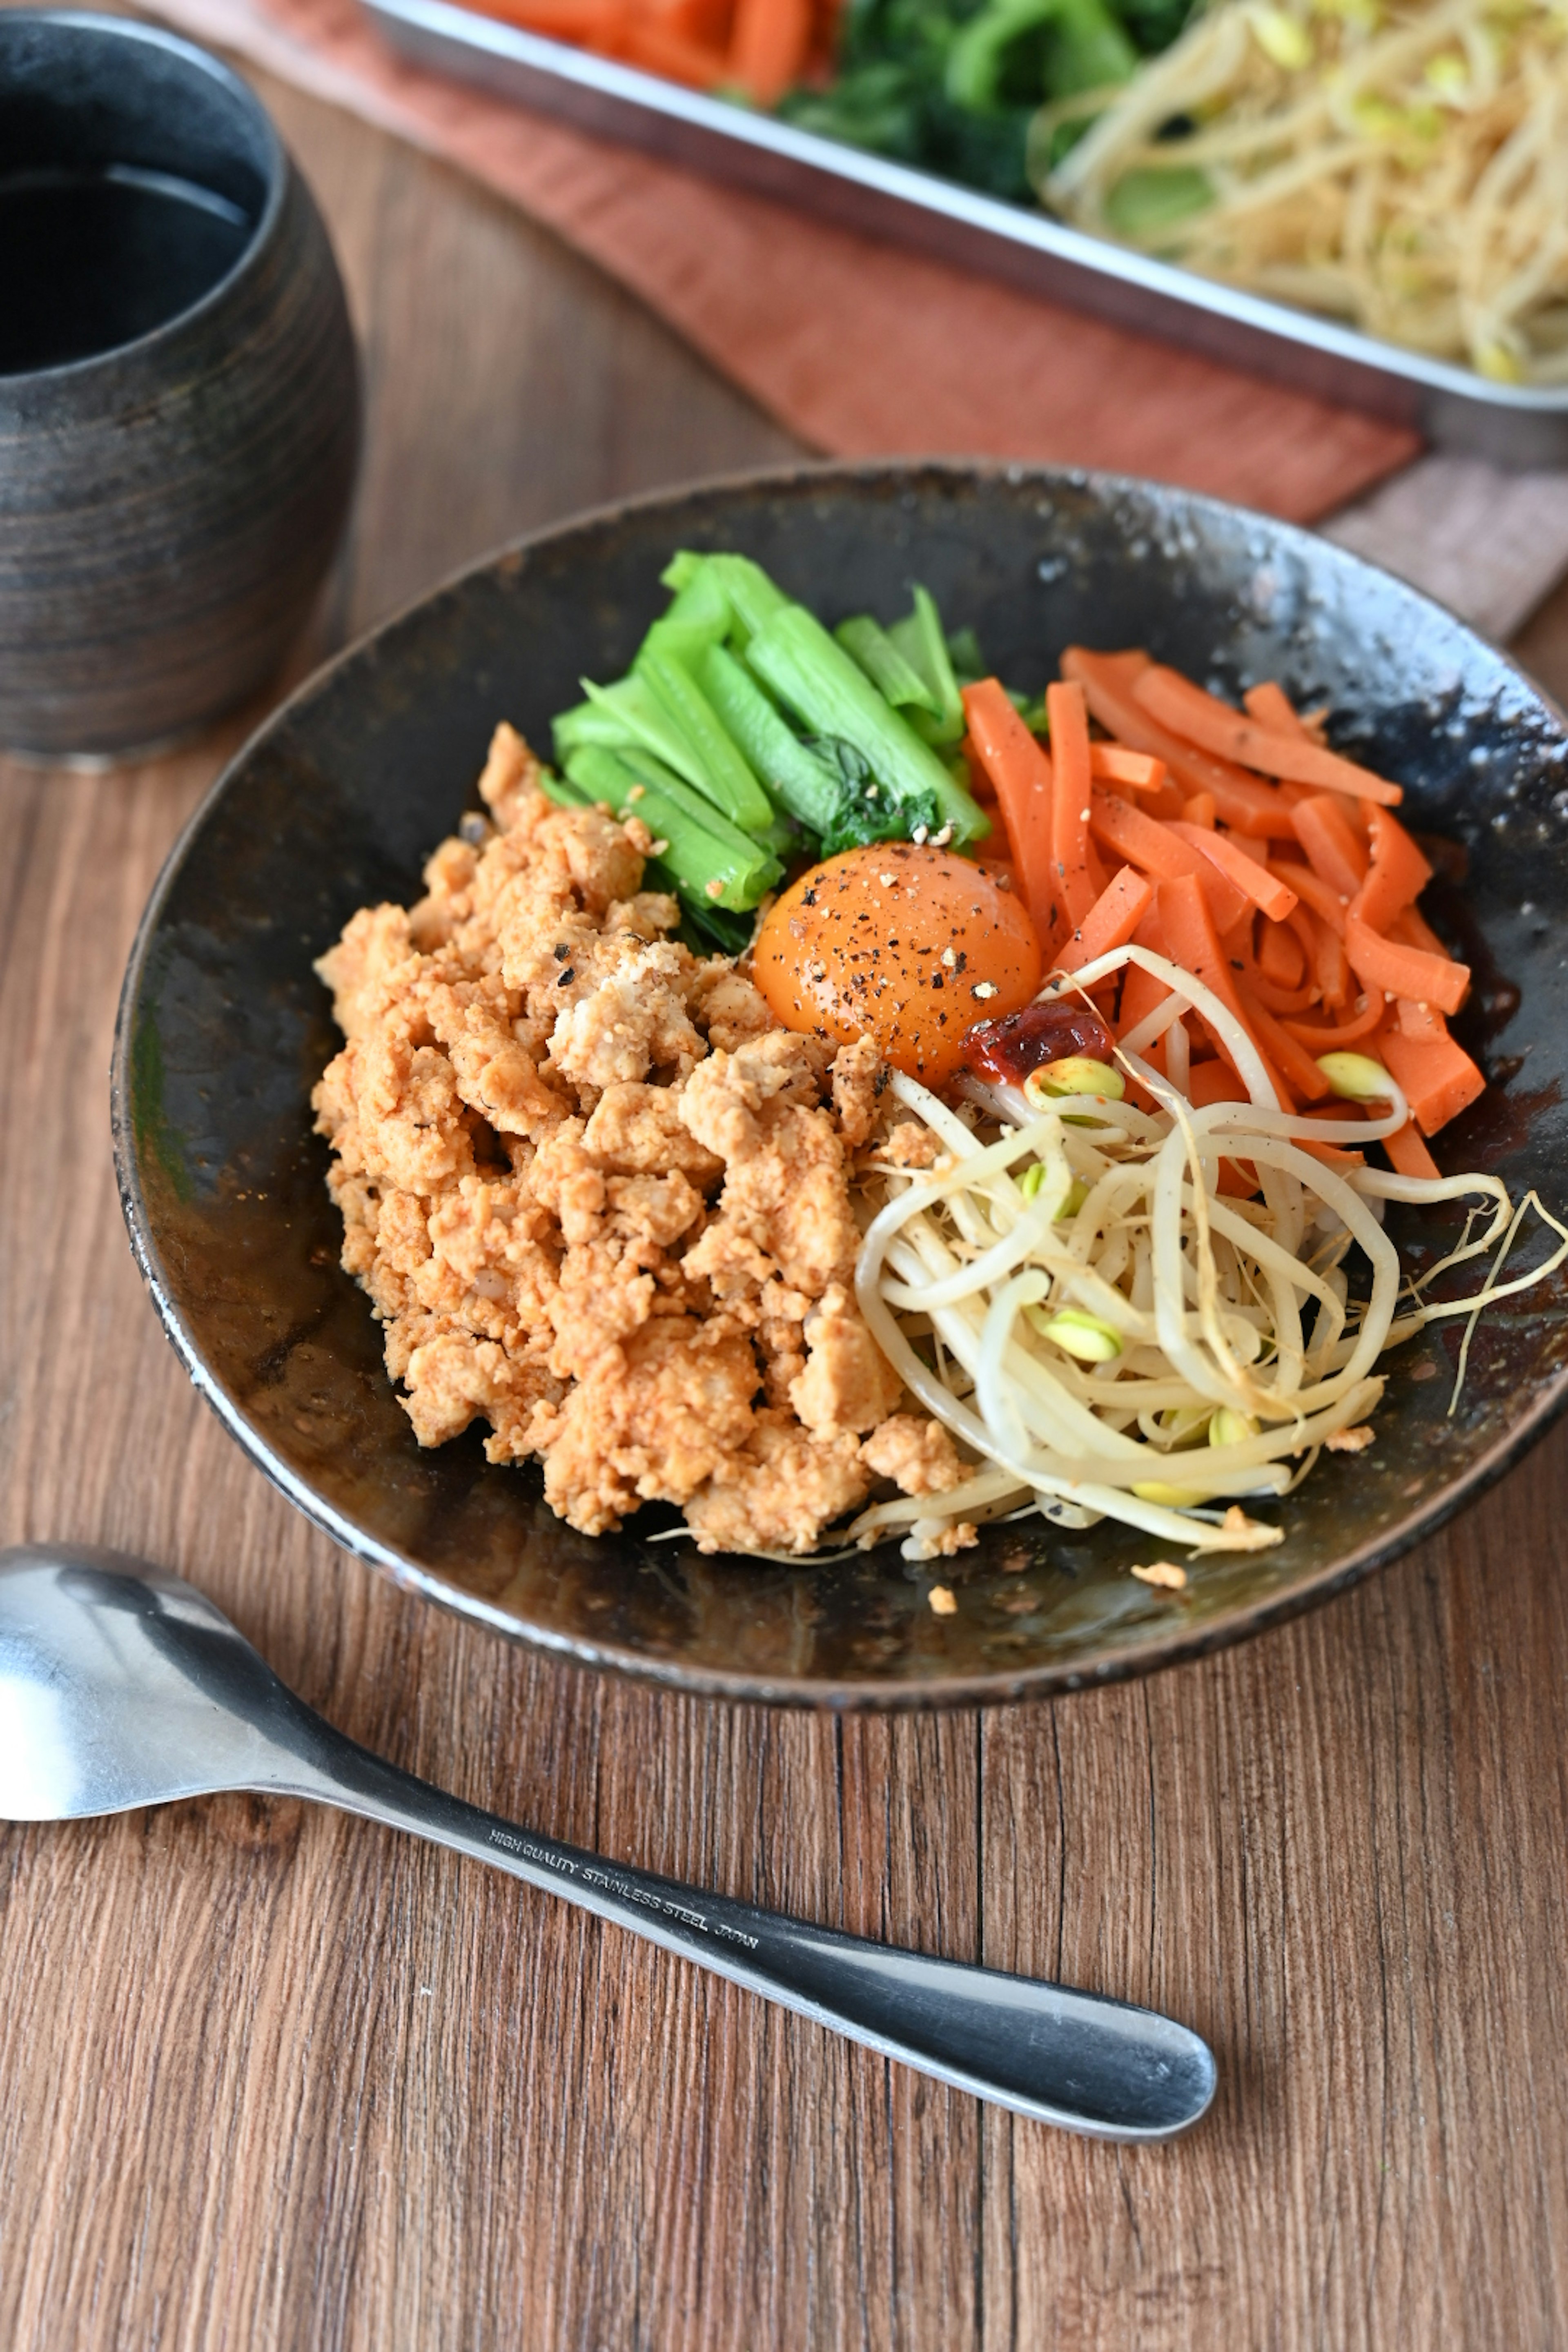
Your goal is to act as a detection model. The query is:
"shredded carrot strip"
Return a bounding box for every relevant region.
[621,16,730,80]
[1352,807,1434,933]
[1156,874,1293,1099]
[1168,821,1298,921]
[1389,903,1452,962]
[1057,864,1154,974]
[1344,915,1470,1018]
[1089,791,1250,936]
[991,648,1491,1152]
[468,0,633,33]
[961,680,1057,949]
[1088,744,1167,792]
[1291,794,1368,901]
[648,0,730,39]
[1245,970,1321,1016]
[729,0,810,103]
[1256,913,1306,991]
[1116,946,1176,1041]
[1385,1119,1441,1179]
[1394,997,1446,1041]
[1237,924,1318,1013]
[1242,680,1307,736]
[1046,681,1102,932]
[1380,1024,1486,1134]
[1132,666,1405,806]
[1281,987,1386,1048]
[1270,860,1349,935]
[1235,980,1332,1103]
[1062,648,1296,837]
[1279,896,1350,1008]
[1187,1058,1249,1107]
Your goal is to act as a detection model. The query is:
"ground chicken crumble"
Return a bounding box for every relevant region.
[312,724,968,1555]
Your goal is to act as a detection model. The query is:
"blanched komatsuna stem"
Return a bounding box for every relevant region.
[697,644,841,835]
[743,604,989,847]
[633,647,779,839]
[560,744,780,911]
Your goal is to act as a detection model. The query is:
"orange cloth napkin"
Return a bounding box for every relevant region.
[149,0,1419,518]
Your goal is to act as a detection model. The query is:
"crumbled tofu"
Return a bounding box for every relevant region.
[312,724,950,1563]
[1131,1560,1188,1592]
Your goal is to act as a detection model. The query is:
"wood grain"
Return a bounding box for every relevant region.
[3,59,1568,2352]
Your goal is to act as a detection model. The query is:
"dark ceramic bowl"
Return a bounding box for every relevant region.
[112,464,1568,1706]
[0,12,359,760]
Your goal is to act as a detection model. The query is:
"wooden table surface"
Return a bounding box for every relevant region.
[5,61,1568,2352]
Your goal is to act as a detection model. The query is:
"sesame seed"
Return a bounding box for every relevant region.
[973,981,998,1000]
[705,879,725,900]
[626,782,646,802]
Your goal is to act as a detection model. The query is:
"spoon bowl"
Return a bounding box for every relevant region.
[0,1541,1217,2140]
[0,1544,318,1817]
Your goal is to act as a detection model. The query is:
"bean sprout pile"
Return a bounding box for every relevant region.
[849,945,1568,1563]
[1036,0,1568,385]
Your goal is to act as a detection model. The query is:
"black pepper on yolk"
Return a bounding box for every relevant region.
[752,843,1043,1085]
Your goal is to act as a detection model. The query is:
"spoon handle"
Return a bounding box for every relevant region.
[279,1718,1214,2141]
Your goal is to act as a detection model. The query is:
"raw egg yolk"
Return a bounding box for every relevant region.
[752,843,1042,1084]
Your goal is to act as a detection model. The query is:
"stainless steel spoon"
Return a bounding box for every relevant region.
[0,1543,1216,2140]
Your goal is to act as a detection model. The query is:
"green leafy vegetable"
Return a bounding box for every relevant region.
[697,641,844,834]
[775,0,1189,206]
[541,550,996,927]
[802,733,941,856]
[886,585,967,746]
[632,645,783,841]
[561,740,783,914]
[835,614,941,714]
[741,599,987,845]
[945,624,986,682]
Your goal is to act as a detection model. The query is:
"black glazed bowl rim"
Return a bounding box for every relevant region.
[0,10,284,391]
[111,459,1568,1708]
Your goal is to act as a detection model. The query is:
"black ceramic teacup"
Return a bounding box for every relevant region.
[0,11,359,760]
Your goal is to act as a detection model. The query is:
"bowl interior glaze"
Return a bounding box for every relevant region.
[113,465,1568,1706]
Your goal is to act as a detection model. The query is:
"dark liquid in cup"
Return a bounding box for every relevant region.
[0,167,255,375]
